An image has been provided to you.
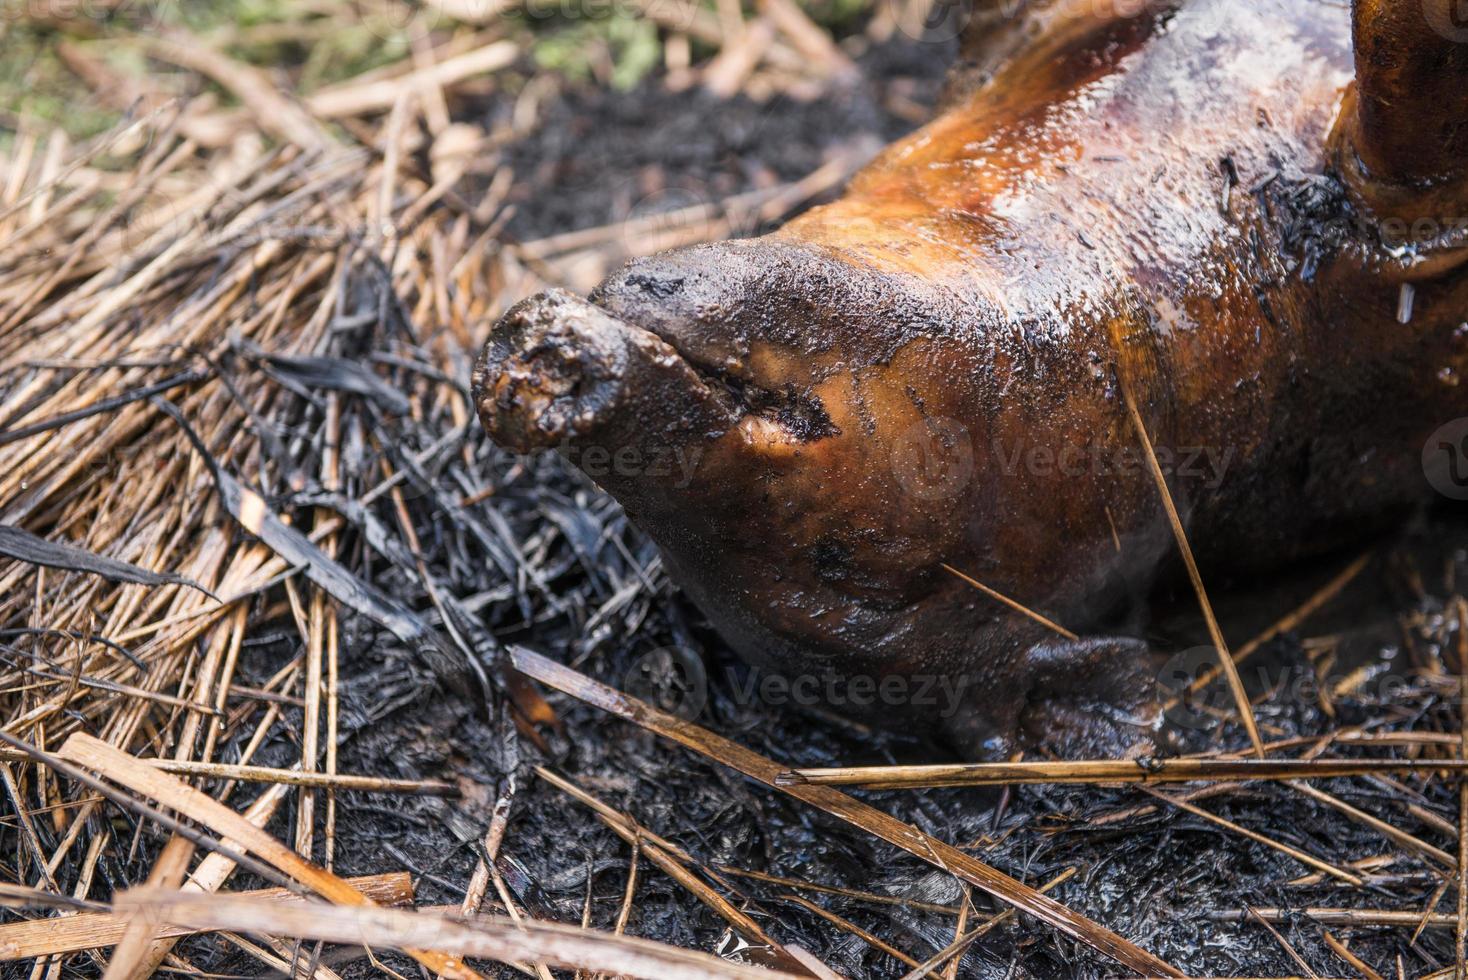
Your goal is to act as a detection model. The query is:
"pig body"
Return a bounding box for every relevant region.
[477,0,1468,757]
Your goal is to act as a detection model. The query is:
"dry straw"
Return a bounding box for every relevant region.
[2,4,1466,979]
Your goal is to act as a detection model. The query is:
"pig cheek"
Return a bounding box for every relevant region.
[679,336,984,606]
[856,354,986,552]
[741,370,975,596]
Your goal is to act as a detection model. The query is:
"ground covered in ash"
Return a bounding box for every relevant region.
[494,38,947,242]
[152,38,1468,980]
[304,515,1468,980]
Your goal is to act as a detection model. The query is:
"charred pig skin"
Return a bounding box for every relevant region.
[474,0,1468,758]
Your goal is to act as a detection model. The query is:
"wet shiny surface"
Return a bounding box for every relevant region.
[478,0,1468,757]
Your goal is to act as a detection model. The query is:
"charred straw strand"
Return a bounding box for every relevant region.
[940,886,971,980]
[939,564,1077,640]
[778,893,921,969]
[1176,551,1373,701]
[713,866,962,916]
[512,648,1185,978]
[1457,595,1468,978]
[1244,904,1319,977]
[1288,781,1456,871]
[535,766,821,977]
[1321,930,1386,980]
[780,757,1468,789]
[56,733,483,979]
[0,754,455,796]
[1116,378,1263,757]
[896,869,1077,980]
[1211,907,1461,929]
[1139,786,1363,886]
[0,730,292,894]
[115,889,806,980]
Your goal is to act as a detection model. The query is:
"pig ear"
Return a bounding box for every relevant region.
[1336,0,1468,214]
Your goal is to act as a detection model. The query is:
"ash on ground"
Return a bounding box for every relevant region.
[23,32,1468,980]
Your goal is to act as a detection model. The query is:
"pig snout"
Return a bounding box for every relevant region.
[472,288,738,463]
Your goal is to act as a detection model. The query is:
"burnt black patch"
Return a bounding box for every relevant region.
[725,376,840,442]
[774,385,840,441]
[625,273,685,299]
[1256,167,1355,281]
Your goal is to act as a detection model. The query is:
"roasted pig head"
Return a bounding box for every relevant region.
[476,0,1468,758]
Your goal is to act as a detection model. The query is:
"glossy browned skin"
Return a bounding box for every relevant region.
[476,0,1468,757]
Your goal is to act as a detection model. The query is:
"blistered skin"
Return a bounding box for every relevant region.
[476,0,1468,757]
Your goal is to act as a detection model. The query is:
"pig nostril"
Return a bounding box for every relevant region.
[474,288,744,461]
[481,346,600,449]
[473,296,630,452]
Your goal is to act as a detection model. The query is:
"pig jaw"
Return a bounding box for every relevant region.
[475,241,1162,756]
[480,252,959,625]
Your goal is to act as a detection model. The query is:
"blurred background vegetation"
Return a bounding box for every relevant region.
[0,0,893,145]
